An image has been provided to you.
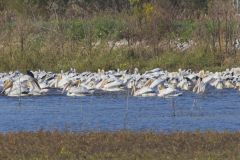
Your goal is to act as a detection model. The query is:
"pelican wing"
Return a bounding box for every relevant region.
[150,79,164,89]
[135,87,154,96]
[104,81,123,89]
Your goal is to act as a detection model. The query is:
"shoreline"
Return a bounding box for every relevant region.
[0,48,237,73]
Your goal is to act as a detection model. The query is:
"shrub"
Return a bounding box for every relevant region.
[93,16,124,39]
[67,20,85,41]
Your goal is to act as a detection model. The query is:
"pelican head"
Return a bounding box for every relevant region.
[101,69,105,74]
[74,80,81,87]
[100,79,108,88]
[26,70,35,79]
[199,70,205,78]
[158,84,166,91]
[56,74,62,87]
[134,68,139,74]
[33,78,41,90]
[130,80,137,96]
[62,80,80,93]
[62,80,73,93]
[1,79,13,94]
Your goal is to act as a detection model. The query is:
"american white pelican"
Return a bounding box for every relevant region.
[1,70,43,96]
[62,80,93,96]
[193,77,206,94]
[131,81,156,97]
[177,77,193,91]
[158,84,182,97]
[1,79,29,97]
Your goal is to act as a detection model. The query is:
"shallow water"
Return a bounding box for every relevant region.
[0,89,240,132]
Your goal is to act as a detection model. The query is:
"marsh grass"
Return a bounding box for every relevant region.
[0,131,240,160]
[0,44,237,73]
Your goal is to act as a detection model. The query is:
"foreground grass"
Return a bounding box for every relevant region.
[0,131,240,160]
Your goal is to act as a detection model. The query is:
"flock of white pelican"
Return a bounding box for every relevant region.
[0,67,240,97]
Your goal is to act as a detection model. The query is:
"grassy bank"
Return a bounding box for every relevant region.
[0,131,240,160]
[1,43,239,73]
[0,17,237,73]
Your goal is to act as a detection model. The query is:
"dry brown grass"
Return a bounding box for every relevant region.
[0,131,239,160]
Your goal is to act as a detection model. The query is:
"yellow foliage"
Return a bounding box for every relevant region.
[143,3,154,20]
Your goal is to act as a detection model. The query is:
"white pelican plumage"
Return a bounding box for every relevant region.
[1,79,29,97]
[193,77,206,94]
[131,81,156,97]
[1,71,43,96]
[158,84,182,97]
[62,80,93,96]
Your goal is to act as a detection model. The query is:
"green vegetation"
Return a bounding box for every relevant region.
[0,131,240,160]
[0,0,239,72]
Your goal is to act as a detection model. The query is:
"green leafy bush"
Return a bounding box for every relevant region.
[173,20,196,42]
[93,16,124,39]
[67,21,85,41]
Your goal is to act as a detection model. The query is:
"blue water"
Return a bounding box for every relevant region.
[0,89,240,132]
